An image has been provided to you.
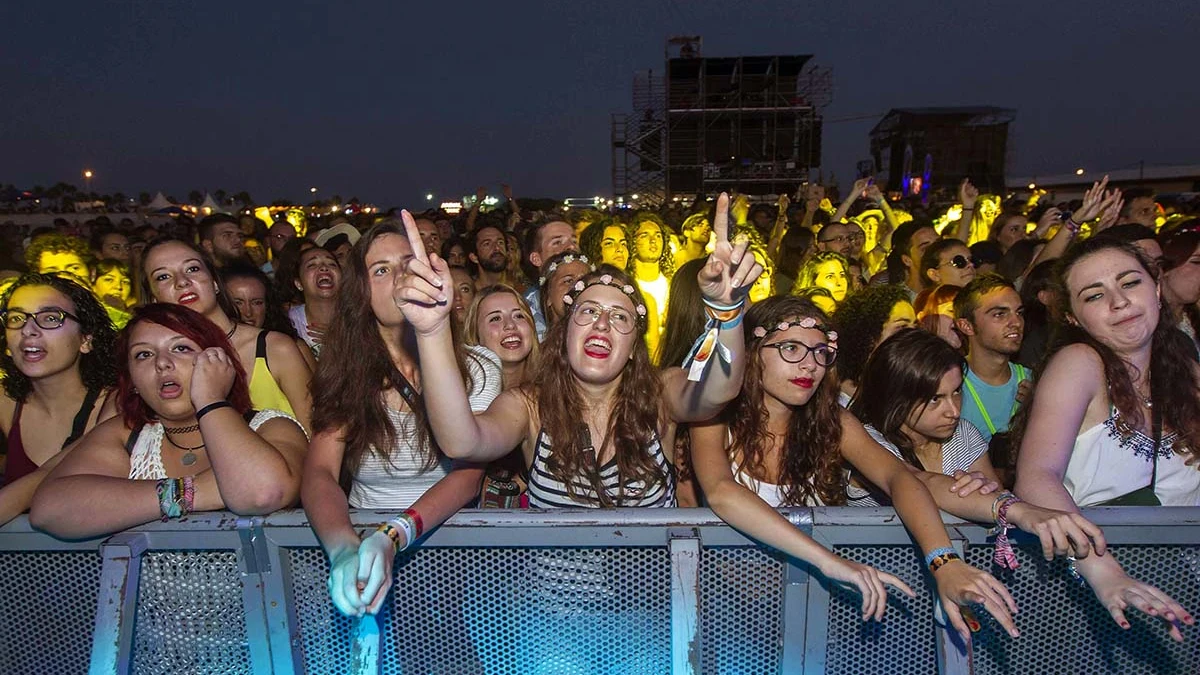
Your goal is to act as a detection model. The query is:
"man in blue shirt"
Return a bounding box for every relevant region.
[954,274,1030,443]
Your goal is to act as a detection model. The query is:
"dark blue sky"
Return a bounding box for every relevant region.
[4,1,1198,206]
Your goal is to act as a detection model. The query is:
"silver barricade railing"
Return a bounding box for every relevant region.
[0,507,1198,674]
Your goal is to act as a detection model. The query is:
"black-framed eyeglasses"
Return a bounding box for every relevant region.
[940,255,978,270]
[762,340,838,367]
[2,309,80,331]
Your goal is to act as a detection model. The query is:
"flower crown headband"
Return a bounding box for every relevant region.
[752,316,838,349]
[562,273,648,328]
[538,252,594,287]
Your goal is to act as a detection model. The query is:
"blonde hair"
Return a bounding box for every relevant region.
[462,284,540,383]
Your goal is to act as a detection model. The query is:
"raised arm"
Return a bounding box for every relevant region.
[392,210,529,461]
[1030,178,1120,270]
[950,179,979,244]
[766,193,789,262]
[662,193,763,423]
[502,183,521,230]
[1014,344,1192,640]
[800,184,824,233]
[833,178,868,223]
[689,419,913,620]
[840,411,1020,641]
[464,186,486,234]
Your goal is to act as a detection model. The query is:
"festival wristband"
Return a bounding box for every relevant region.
[195,400,232,422]
[924,546,961,573]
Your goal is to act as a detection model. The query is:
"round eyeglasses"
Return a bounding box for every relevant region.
[2,309,80,331]
[762,340,838,367]
[571,301,636,335]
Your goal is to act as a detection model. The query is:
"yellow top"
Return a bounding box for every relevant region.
[248,331,294,416]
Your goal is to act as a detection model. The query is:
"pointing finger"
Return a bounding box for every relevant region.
[401,210,430,266]
[713,193,730,245]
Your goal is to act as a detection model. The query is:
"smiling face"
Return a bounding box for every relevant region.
[126,321,201,420]
[144,241,219,316]
[1065,248,1160,354]
[600,225,629,269]
[295,248,341,301]
[903,367,963,443]
[225,276,268,328]
[476,292,534,366]
[365,233,415,328]
[564,284,640,385]
[758,323,833,408]
[4,285,91,381]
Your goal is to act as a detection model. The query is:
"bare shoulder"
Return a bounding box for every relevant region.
[1040,344,1105,387]
[0,393,14,434]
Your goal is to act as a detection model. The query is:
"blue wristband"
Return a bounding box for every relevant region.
[923,546,958,568]
[720,312,744,331]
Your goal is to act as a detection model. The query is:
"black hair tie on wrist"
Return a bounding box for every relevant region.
[195,400,232,422]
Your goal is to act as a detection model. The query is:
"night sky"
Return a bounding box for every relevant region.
[4,1,1198,206]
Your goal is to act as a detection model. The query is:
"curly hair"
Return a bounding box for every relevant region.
[0,273,118,402]
[831,284,914,386]
[1008,238,1200,463]
[115,303,252,429]
[579,217,626,268]
[628,212,675,278]
[23,234,94,277]
[312,221,484,485]
[851,329,965,468]
[526,267,668,506]
[724,296,847,506]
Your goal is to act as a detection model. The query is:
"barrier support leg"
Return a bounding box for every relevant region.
[89,532,147,675]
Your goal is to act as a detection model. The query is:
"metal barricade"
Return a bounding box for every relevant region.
[0,507,1197,674]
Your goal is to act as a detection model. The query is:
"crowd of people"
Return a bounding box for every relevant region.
[0,177,1197,645]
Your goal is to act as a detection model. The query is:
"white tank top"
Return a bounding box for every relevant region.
[1064,411,1199,507]
[128,409,301,480]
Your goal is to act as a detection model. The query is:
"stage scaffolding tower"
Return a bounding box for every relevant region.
[612,37,833,207]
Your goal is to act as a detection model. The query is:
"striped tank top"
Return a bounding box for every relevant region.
[526,428,676,508]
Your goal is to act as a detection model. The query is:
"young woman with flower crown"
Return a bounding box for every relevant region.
[689,295,1107,639]
[385,196,914,622]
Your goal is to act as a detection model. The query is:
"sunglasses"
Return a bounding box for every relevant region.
[940,255,979,270]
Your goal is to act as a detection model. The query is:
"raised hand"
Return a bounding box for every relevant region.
[959,179,980,210]
[501,183,513,201]
[820,555,915,621]
[1072,176,1120,223]
[777,193,790,212]
[1037,207,1063,233]
[850,178,869,199]
[934,560,1020,642]
[190,347,236,409]
[474,186,487,204]
[392,210,453,336]
[1095,192,1124,233]
[697,193,763,306]
[865,183,884,204]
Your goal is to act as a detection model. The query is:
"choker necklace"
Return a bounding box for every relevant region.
[164,430,204,466]
[226,323,236,340]
[164,423,200,434]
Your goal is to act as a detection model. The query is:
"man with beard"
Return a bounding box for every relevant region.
[199,214,249,268]
[953,274,1029,444]
[469,224,510,289]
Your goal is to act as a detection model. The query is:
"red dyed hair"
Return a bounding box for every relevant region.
[116,303,252,428]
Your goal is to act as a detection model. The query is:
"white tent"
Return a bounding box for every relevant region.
[199,193,226,214]
[146,192,174,211]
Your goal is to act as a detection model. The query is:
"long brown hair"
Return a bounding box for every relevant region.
[462,283,540,386]
[851,328,965,468]
[1009,238,1200,462]
[312,221,485,485]
[725,296,846,506]
[526,267,667,506]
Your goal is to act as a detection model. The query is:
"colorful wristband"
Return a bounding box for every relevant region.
[924,546,961,573]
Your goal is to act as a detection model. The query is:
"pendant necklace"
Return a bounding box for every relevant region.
[164,430,205,466]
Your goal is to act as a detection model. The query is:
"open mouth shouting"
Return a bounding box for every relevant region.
[158,378,184,400]
[18,343,47,363]
[583,335,612,359]
[314,271,337,291]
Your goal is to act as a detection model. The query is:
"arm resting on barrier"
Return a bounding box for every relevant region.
[840,410,1021,641]
[689,419,914,622]
[1014,345,1194,641]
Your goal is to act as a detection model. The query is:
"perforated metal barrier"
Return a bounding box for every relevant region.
[0,508,1198,674]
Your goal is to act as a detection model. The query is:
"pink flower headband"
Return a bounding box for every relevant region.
[752,316,838,348]
[562,273,648,328]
